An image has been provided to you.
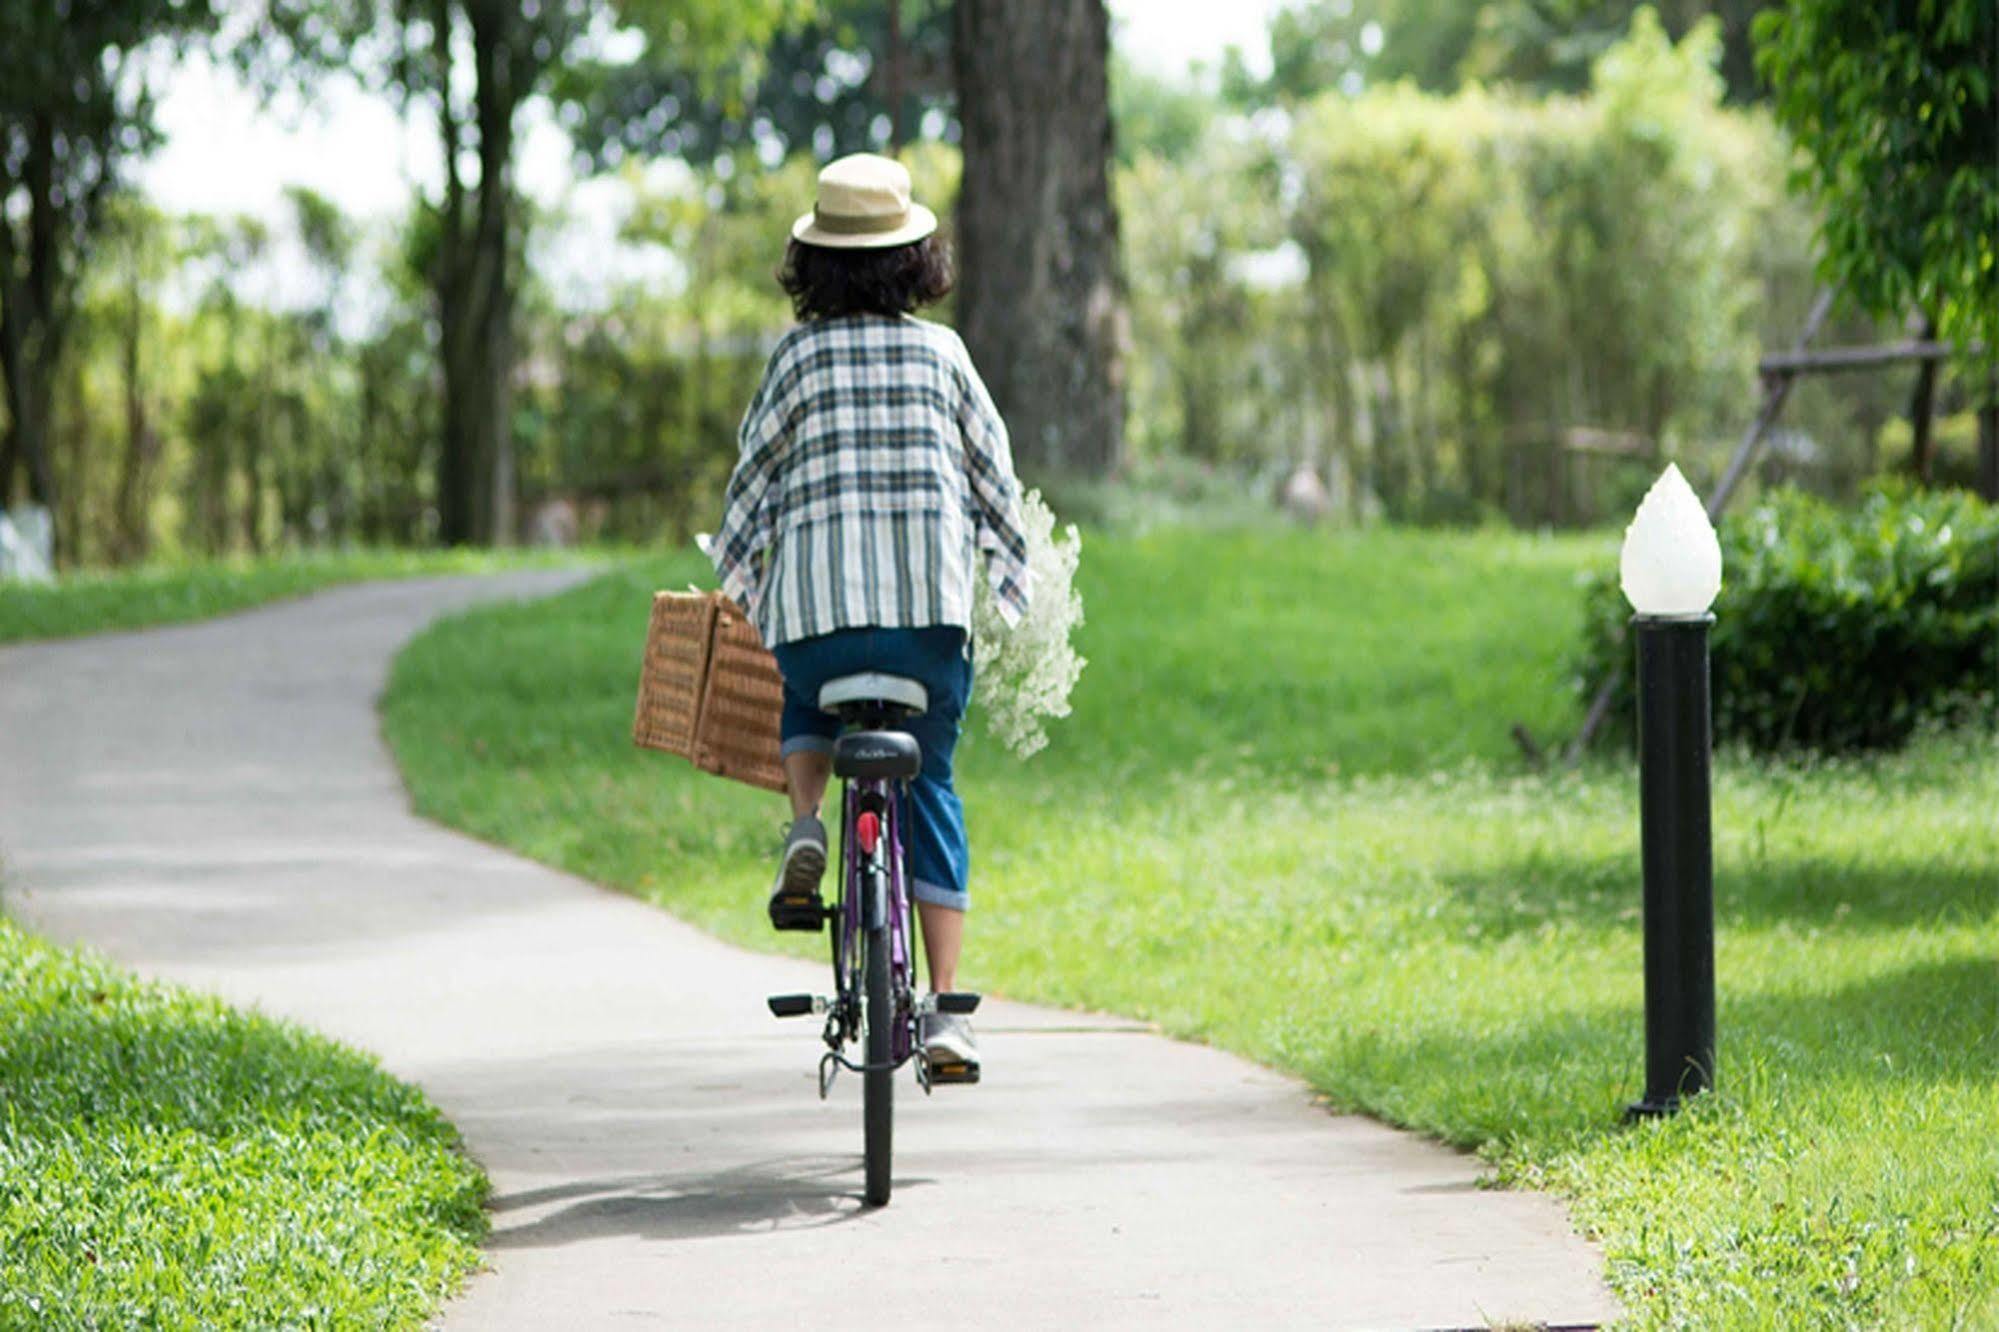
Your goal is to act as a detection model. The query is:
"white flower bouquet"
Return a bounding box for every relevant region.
[970,489,1087,757]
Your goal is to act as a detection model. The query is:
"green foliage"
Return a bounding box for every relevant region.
[383,527,1999,1330]
[1032,456,1295,535]
[1247,0,1775,103]
[1278,12,1802,524]
[1755,0,1999,356]
[560,0,951,167]
[0,919,486,1326]
[1111,55,1226,166]
[1577,485,1999,752]
[1118,124,1299,469]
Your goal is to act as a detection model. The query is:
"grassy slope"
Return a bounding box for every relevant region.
[0,920,486,1328]
[0,547,600,646]
[383,527,1999,1329]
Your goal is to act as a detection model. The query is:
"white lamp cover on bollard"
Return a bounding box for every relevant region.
[1619,464,1722,617]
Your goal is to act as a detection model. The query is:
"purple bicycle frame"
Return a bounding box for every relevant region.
[839,777,916,1064]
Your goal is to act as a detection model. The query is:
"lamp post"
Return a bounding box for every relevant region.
[1619,463,1721,1118]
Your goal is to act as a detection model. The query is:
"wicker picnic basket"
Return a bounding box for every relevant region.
[632,590,787,794]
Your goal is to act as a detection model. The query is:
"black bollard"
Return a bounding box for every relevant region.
[1627,613,1716,1119]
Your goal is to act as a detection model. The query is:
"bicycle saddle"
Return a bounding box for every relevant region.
[834,729,923,780]
[818,672,928,716]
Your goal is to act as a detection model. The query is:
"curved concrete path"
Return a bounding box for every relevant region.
[0,575,1621,1330]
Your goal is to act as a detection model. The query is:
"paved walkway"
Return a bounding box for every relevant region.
[0,574,1622,1330]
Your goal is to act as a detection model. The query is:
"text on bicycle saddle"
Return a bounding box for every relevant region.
[834,731,923,781]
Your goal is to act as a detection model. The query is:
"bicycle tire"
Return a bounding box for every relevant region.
[863,915,893,1206]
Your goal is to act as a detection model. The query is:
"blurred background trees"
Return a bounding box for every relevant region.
[0,0,220,566]
[0,0,1992,570]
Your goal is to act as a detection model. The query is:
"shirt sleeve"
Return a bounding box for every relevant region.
[710,346,790,613]
[955,341,1032,627]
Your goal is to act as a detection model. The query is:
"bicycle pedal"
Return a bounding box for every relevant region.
[925,1058,980,1085]
[934,991,981,1015]
[767,993,820,1018]
[767,895,827,932]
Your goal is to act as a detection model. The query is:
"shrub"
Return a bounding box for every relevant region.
[1576,484,1999,753]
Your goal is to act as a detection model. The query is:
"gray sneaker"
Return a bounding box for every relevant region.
[921,1012,981,1084]
[768,815,827,931]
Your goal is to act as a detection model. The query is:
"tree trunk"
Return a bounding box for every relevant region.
[114,245,157,565]
[1907,313,1939,485]
[1978,395,1998,503]
[244,320,274,556]
[0,338,43,509]
[0,342,57,519]
[1412,324,1438,504]
[61,350,87,568]
[0,114,65,537]
[952,0,1124,479]
[434,1,519,547]
[887,0,905,149]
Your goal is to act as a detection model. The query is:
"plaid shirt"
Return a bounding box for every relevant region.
[710,314,1031,648]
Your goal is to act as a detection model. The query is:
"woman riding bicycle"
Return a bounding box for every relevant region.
[708,153,1031,1080]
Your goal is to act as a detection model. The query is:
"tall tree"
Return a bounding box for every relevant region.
[271,0,795,545]
[1757,0,1998,495]
[952,0,1125,477]
[0,0,217,560]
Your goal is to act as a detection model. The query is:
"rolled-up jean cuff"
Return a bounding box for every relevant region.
[911,876,969,912]
[779,735,836,759]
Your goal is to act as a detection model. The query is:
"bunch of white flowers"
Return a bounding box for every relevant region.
[970,489,1087,758]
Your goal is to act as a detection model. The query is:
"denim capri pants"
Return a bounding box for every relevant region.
[771,624,974,912]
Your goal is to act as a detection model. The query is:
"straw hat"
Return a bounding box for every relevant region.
[791,153,938,249]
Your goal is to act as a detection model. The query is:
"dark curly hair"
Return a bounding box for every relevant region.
[778,234,955,321]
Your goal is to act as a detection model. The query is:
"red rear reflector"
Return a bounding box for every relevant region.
[856,811,880,854]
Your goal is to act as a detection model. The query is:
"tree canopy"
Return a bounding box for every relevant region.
[1756,0,1998,356]
[1233,0,1774,104]
[557,0,953,168]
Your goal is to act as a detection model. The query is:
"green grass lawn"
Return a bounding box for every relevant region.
[0,547,604,646]
[382,526,1999,1330]
[0,919,487,1328]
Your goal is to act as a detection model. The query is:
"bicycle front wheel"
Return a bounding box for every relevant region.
[863,919,893,1206]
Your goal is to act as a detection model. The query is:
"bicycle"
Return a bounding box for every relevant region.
[764,670,980,1207]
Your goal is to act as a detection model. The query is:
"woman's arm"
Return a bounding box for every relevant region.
[709,349,791,612]
[956,345,1032,626]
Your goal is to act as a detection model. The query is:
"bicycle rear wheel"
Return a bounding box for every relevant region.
[863,919,893,1206]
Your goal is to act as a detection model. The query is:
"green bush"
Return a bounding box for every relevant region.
[1577,485,1999,753]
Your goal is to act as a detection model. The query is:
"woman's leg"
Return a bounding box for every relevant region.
[783,749,832,820]
[769,633,853,923]
[773,632,849,815]
[892,629,973,993]
[916,900,964,993]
